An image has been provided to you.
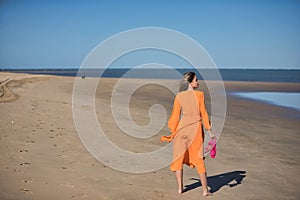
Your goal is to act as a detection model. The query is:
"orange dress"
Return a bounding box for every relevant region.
[161,90,211,174]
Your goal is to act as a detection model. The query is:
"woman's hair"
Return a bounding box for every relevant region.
[179,71,196,92]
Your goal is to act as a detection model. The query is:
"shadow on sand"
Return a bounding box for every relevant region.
[184,170,246,193]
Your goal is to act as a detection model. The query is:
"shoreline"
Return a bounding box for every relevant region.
[1,71,300,92]
[1,69,300,83]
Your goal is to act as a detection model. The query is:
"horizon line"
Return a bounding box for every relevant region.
[1,67,300,70]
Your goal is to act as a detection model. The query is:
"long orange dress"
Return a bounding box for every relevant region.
[161,90,211,174]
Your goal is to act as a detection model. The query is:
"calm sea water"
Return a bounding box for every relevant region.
[231,92,300,111]
[2,68,300,83]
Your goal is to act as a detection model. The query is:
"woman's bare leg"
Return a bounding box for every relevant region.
[175,170,183,193]
[199,173,213,196]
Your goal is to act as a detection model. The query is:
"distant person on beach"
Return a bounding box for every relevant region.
[161,72,215,196]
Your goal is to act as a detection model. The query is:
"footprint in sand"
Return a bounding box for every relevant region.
[81,105,92,110]
[13,168,24,174]
[21,179,34,195]
[60,182,75,188]
[71,194,88,198]
[23,179,33,184]
[19,162,31,166]
[20,188,33,195]
[19,149,29,153]
[154,191,165,198]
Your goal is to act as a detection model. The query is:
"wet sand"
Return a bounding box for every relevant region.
[0,72,299,200]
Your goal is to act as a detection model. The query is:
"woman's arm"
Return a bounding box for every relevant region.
[160,96,181,142]
[199,92,215,137]
[168,96,181,133]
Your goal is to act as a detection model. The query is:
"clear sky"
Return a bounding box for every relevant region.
[0,0,300,69]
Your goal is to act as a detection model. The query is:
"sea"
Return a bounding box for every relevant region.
[2,68,300,111]
[231,92,300,111]
[2,68,300,83]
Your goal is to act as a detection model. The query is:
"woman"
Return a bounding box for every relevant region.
[161,72,215,196]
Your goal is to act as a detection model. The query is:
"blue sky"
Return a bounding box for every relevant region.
[0,0,300,69]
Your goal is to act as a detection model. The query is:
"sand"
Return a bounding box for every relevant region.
[0,72,299,200]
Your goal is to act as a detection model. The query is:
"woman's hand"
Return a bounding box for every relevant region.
[207,129,216,139]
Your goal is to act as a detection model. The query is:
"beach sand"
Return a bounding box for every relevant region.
[0,72,299,200]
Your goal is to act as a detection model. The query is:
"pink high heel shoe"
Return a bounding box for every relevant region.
[205,138,217,158]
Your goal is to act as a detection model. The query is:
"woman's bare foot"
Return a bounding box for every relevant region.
[203,191,213,196]
[177,188,183,194]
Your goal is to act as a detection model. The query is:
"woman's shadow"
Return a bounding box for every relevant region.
[183,170,246,193]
